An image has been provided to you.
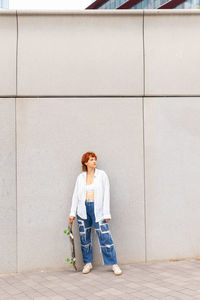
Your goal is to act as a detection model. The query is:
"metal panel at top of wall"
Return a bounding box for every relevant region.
[144,10,200,96]
[17,11,143,97]
[0,11,17,96]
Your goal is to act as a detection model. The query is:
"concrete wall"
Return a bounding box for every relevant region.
[1,9,200,273]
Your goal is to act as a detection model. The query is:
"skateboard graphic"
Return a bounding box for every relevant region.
[64,221,83,271]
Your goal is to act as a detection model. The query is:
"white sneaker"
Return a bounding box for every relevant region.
[82,262,93,274]
[112,264,122,275]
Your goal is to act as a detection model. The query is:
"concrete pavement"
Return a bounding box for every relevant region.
[1,259,200,299]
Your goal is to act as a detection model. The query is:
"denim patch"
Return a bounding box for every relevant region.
[100,222,109,233]
[102,244,114,257]
[77,219,91,246]
[95,220,113,245]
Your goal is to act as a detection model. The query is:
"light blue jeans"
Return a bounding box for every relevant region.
[77,200,117,265]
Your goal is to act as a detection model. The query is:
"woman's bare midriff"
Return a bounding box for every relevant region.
[86,191,94,200]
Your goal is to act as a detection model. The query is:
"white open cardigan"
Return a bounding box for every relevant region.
[69,168,111,222]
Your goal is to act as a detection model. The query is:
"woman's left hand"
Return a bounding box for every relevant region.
[104,218,110,223]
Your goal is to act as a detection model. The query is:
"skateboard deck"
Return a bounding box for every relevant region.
[64,220,83,271]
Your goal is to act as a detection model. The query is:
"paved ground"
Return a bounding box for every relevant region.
[1,259,200,300]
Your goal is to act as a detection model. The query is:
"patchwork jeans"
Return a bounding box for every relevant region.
[77,200,117,265]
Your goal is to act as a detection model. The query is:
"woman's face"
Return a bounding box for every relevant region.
[85,156,97,169]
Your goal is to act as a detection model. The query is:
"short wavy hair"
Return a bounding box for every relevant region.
[81,152,98,172]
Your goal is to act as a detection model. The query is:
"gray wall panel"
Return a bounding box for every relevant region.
[145,97,200,260]
[0,99,16,273]
[17,12,143,96]
[17,98,145,272]
[0,11,17,96]
[144,11,200,96]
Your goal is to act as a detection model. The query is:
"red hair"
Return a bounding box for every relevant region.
[81,152,98,172]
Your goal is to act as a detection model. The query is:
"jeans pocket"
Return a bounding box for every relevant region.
[82,243,92,255]
[100,220,109,233]
[102,244,114,257]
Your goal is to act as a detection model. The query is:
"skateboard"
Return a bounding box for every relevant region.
[64,220,83,271]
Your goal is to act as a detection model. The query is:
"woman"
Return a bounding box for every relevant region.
[69,152,122,275]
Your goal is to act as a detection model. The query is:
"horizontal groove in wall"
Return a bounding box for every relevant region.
[1,9,200,16]
[1,95,200,99]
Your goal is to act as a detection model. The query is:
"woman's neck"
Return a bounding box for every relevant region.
[87,167,95,175]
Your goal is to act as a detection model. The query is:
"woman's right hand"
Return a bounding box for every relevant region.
[69,216,75,224]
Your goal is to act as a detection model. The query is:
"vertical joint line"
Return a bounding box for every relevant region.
[15,10,18,273]
[16,10,18,96]
[143,10,145,96]
[142,9,147,264]
[142,97,147,264]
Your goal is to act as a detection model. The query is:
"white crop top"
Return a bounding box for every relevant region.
[86,182,95,193]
